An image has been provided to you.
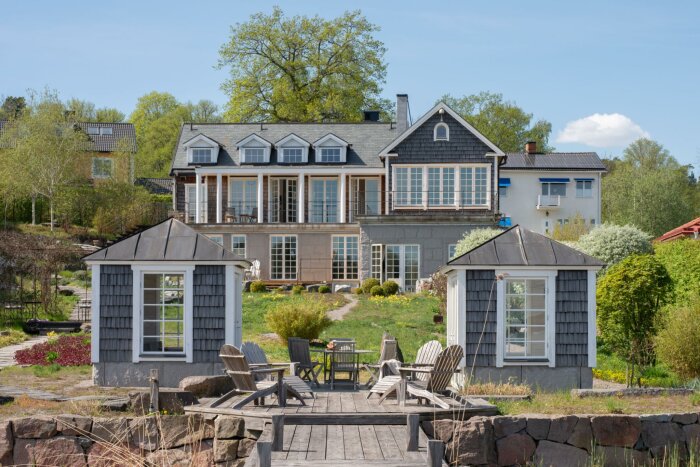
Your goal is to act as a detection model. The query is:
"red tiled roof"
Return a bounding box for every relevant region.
[655,217,700,242]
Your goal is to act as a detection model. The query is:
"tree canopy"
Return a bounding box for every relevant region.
[66,98,125,122]
[218,7,390,122]
[454,228,503,257]
[439,92,553,153]
[575,223,653,269]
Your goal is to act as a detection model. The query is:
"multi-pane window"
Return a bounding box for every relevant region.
[332,236,359,280]
[230,179,258,218]
[404,245,420,292]
[448,244,457,260]
[310,178,337,222]
[271,235,297,280]
[460,167,488,206]
[541,182,566,197]
[385,244,420,292]
[92,157,113,178]
[243,148,266,163]
[351,178,380,218]
[504,278,546,359]
[395,167,423,206]
[576,180,593,198]
[100,127,113,135]
[270,178,297,223]
[281,147,303,163]
[434,123,449,141]
[142,273,184,354]
[428,167,455,206]
[499,186,508,198]
[371,244,383,281]
[185,184,206,223]
[207,235,223,246]
[87,126,100,135]
[319,147,341,162]
[191,148,212,164]
[231,235,246,257]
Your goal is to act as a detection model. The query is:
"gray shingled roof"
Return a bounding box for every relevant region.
[135,177,174,195]
[0,120,136,153]
[502,152,606,171]
[448,225,604,267]
[83,218,248,263]
[170,122,399,171]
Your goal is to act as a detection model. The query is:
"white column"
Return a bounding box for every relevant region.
[257,174,264,223]
[422,165,429,210]
[195,173,201,223]
[454,165,461,210]
[298,173,305,223]
[339,173,346,223]
[385,161,390,214]
[216,173,223,223]
[90,264,100,364]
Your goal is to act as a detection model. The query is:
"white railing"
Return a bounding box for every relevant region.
[537,195,561,208]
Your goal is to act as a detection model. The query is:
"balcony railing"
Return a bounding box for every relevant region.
[537,195,561,209]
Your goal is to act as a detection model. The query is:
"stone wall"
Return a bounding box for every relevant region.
[0,413,257,466]
[425,413,700,466]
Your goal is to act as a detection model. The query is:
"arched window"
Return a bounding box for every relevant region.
[434,123,449,141]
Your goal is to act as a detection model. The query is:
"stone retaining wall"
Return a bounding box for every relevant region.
[424,413,700,466]
[0,413,257,466]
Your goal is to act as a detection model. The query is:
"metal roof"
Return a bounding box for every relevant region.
[502,152,606,171]
[83,218,248,264]
[447,225,604,268]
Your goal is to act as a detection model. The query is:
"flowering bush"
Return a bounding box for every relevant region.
[15,334,91,366]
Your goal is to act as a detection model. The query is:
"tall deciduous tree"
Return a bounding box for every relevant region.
[0,96,26,119]
[66,98,125,122]
[95,107,125,122]
[439,92,553,153]
[185,100,222,123]
[218,7,390,122]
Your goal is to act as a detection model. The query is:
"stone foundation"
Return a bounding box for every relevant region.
[0,413,258,466]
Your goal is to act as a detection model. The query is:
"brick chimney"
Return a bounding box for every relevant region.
[525,141,537,154]
[396,94,409,133]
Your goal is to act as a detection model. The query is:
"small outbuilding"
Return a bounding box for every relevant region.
[83,218,249,387]
[442,225,604,390]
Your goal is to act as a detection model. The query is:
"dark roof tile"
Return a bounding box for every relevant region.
[502,152,606,171]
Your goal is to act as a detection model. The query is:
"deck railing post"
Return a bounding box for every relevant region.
[257,440,271,467]
[407,414,419,451]
[149,369,159,413]
[427,439,444,467]
[271,414,284,451]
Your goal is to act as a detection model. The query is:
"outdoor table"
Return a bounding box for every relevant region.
[310,348,373,387]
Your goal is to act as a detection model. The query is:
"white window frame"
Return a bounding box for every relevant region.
[541,182,567,197]
[185,182,207,223]
[427,166,455,207]
[332,235,359,280]
[92,157,113,179]
[393,166,424,208]
[319,147,342,163]
[393,164,491,210]
[238,134,271,163]
[185,134,220,164]
[576,180,593,198]
[206,234,223,246]
[448,244,457,260]
[434,122,449,141]
[231,235,246,258]
[228,177,258,218]
[87,126,100,135]
[309,177,338,223]
[268,177,298,223]
[495,270,556,368]
[270,235,297,280]
[313,134,348,163]
[191,148,213,164]
[131,265,194,363]
[280,147,304,163]
[385,244,420,292]
[371,244,383,282]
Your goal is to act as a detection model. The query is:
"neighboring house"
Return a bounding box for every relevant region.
[135,177,174,195]
[499,142,605,235]
[655,217,700,242]
[442,225,604,390]
[83,218,249,387]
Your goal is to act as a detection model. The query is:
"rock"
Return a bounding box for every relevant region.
[422,420,455,443]
[12,416,57,438]
[547,415,579,443]
[238,438,256,458]
[493,416,526,438]
[0,420,13,466]
[526,416,551,440]
[535,440,590,467]
[101,398,130,412]
[335,285,352,293]
[216,416,246,439]
[598,446,651,467]
[179,375,234,398]
[56,414,93,436]
[0,396,13,405]
[146,447,192,466]
[447,417,495,466]
[683,424,700,445]
[159,414,210,449]
[77,436,93,450]
[567,418,593,451]
[90,417,131,444]
[12,438,35,466]
[129,389,199,416]
[306,284,321,292]
[672,413,698,425]
[591,415,641,447]
[496,433,535,466]
[641,421,686,459]
[245,428,263,439]
[27,436,87,467]
[191,440,214,467]
[87,441,140,467]
[214,439,240,462]
[640,414,672,422]
[130,416,159,451]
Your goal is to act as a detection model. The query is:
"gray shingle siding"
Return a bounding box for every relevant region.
[555,270,589,367]
[99,265,132,362]
[464,270,497,367]
[192,265,226,363]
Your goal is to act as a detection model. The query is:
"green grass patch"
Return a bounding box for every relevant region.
[594,350,684,388]
[1,364,92,379]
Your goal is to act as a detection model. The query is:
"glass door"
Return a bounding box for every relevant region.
[269,178,297,223]
[351,178,380,221]
[310,178,338,223]
[385,244,420,292]
[185,183,207,223]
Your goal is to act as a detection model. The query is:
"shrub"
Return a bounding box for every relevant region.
[454,228,502,257]
[318,285,331,294]
[265,301,332,342]
[576,224,652,268]
[654,239,700,306]
[361,278,380,294]
[250,281,267,293]
[370,285,385,297]
[551,213,590,242]
[73,270,87,281]
[381,280,399,296]
[656,299,700,380]
[291,285,304,295]
[15,334,91,366]
[353,287,363,295]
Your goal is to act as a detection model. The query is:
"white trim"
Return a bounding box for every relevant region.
[442,264,603,274]
[195,167,384,176]
[195,175,201,223]
[91,265,100,363]
[379,102,506,156]
[230,234,247,258]
[216,174,222,223]
[456,271,467,366]
[236,133,272,148]
[131,265,195,363]
[183,133,219,148]
[257,174,264,222]
[185,135,220,164]
[85,260,249,267]
[234,270,243,346]
[225,265,235,346]
[312,133,349,147]
[433,122,449,141]
[275,133,310,147]
[587,269,597,368]
[298,174,305,223]
[237,134,272,164]
[276,133,310,163]
[331,235,360,281]
[339,173,346,223]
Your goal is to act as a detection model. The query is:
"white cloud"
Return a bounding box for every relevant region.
[556,113,650,148]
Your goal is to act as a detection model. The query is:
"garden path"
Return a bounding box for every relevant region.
[327,294,358,321]
[0,335,48,369]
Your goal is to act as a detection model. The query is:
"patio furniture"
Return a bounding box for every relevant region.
[287,337,323,387]
[241,341,314,398]
[362,337,398,388]
[224,207,236,223]
[379,344,464,409]
[211,344,306,409]
[329,340,360,390]
[367,339,442,399]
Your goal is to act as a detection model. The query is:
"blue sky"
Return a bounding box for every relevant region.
[1,0,698,166]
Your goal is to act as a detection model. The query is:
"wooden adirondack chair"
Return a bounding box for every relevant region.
[329,340,359,390]
[287,337,323,387]
[367,339,443,398]
[211,344,306,410]
[241,341,314,398]
[362,338,398,388]
[379,344,464,409]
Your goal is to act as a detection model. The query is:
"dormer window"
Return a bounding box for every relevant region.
[184,134,220,165]
[313,134,349,163]
[319,147,342,163]
[281,148,303,163]
[243,148,266,163]
[276,134,310,163]
[191,148,213,164]
[87,126,99,135]
[100,127,113,136]
[434,123,449,141]
[237,134,272,164]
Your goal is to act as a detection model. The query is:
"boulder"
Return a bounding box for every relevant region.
[422,420,456,443]
[493,416,526,438]
[591,415,641,447]
[56,414,93,436]
[534,440,590,467]
[496,433,536,466]
[130,416,159,451]
[547,415,579,443]
[526,416,551,440]
[214,439,240,462]
[160,414,210,449]
[101,398,130,412]
[335,285,352,293]
[146,447,192,467]
[191,440,215,467]
[129,389,199,415]
[683,424,700,445]
[598,446,651,467]
[447,417,495,466]
[27,436,87,467]
[12,438,35,466]
[641,421,686,459]
[216,416,246,439]
[672,413,698,425]
[90,417,131,444]
[567,418,593,451]
[238,437,256,458]
[87,441,141,467]
[306,284,321,292]
[0,420,13,466]
[12,416,57,438]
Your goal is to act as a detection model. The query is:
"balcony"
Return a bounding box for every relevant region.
[537,195,561,210]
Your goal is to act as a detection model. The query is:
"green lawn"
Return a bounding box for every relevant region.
[595,350,684,388]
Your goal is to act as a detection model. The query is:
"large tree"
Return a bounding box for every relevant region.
[602,138,695,236]
[0,96,26,120]
[185,99,223,123]
[439,92,553,153]
[66,98,125,122]
[218,7,390,122]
